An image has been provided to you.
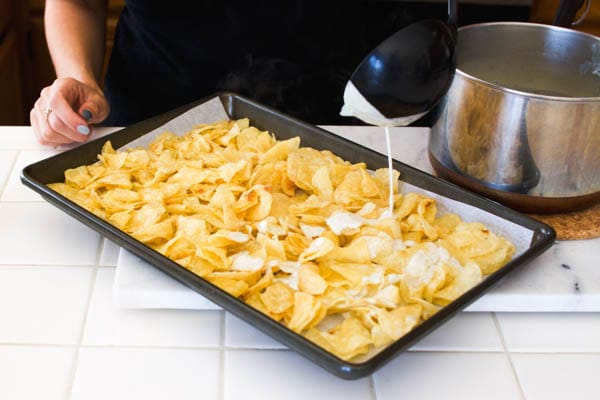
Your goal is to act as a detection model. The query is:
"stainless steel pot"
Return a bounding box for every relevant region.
[429,22,600,213]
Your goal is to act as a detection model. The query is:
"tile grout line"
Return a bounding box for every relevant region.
[2,338,598,355]
[0,343,78,349]
[64,254,101,400]
[492,313,527,400]
[97,238,108,267]
[65,267,99,400]
[0,149,20,200]
[368,374,378,400]
[5,342,598,354]
[0,200,46,204]
[219,310,226,400]
[0,264,100,269]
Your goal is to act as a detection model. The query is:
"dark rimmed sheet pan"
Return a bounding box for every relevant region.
[21,92,556,379]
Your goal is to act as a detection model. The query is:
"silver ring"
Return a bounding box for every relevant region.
[44,106,53,123]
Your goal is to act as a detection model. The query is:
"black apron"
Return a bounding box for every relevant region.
[104,0,410,125]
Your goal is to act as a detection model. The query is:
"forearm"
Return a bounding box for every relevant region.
[44,0,109,90]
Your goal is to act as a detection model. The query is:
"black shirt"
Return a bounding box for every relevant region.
[104,0,410,125]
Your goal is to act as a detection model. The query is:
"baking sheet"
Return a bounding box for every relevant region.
[21,92,555,379]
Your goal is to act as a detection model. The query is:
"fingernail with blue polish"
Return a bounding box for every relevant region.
[81,109,93,122]
[77,125,90,135]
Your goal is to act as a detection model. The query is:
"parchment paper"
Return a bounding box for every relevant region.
[120,97,229,150]
[113,95,535,310]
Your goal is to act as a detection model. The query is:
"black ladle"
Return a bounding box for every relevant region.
[342,0,458,126]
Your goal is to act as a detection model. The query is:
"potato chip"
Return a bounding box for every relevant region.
[229,251,264,272]
[132,218,175,244]
[373,168,400,197]
[260,137,300,164]
[167,215,207,243]
[311,166,334,201]
[196,246,228,270]
[472,245,513,275]
[248,162,274,185]
[372,304,421,346]
[245,266,274,298]
[51,119,516,362]
[371,284,401,308]
[260,281,295,314]
[434,261,482,305]
[186,254,216,276]
[236,126,275,153]
[287,148,326,192]
[334,169,381,209]
[64,166,94,189]
[324,262,373,286]
[395,192,421,219]
[159,236,195,260]
[245,291,281,320]
[236,185,272,221]
[283,233,310,259]
[288,291,325,333]
[323,237,371,264]
[167,165,212,186]
[433,213,462,235]
[207,276,249,297]
[217,159,250,183]
[93,172,132,190]
[298,237,335,263]
[288,194,330,215]
[441,222,515,274]
[297,263,327,295]
[305,317,371,360]
[128,203,166,230]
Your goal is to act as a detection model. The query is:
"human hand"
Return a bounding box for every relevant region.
[31,77,110,146]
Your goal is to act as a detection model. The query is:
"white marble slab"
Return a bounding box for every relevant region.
[113,126,600,312]
[114,250,220,310]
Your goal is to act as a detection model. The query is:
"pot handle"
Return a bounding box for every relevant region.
[553,0,590,27]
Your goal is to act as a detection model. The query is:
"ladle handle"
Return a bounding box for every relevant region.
[553,0,586,27]
[448,0,459,36]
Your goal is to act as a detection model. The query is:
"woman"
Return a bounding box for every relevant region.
[31,0,410,145]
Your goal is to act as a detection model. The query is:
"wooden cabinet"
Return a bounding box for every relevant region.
[0,0,12,35]
[0,0,28,124]
[28,11,54,103]
[0,29,25,124]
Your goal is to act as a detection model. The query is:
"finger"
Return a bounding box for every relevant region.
[48,107,89,141]
[81,108,93,123]
[47,94,92,142]
[51,77,110,126]
[40,86,49,99]
[34,108,73,146]
[77,92,110,125]
[34,96,83,144]
[31,101,56,146]
[30,108,50,145]
[31,108,72,146]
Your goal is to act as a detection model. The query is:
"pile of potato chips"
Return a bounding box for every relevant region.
[49,119,515,361]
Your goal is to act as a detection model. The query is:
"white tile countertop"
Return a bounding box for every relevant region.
[1,125,599,400]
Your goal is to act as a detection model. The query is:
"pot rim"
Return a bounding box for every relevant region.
[456,22,600,103]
